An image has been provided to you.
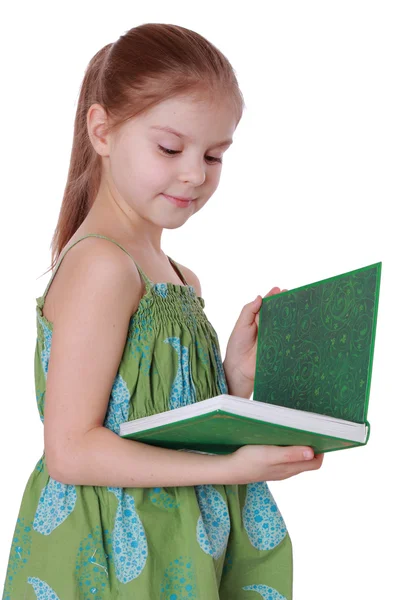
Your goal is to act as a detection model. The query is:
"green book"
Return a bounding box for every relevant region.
[120,262,381,454]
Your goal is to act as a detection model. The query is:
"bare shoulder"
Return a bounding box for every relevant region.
[174,261,202,297]
[44,236,143,324]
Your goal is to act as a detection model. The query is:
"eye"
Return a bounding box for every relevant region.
[157,145,222,164]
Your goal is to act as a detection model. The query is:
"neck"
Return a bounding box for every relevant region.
[86,174,164,254]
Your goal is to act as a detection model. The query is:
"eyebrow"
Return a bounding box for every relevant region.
[150,125,233,149]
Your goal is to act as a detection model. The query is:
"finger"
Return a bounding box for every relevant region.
[274,456,324,480]
[285,454,324,474]
[266,445,315,464]
[256,288,288,325]
[276,449,325,473]
[265,287,281,297]
[238,295,263,328]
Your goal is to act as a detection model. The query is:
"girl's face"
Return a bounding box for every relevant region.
[101,93,238,230]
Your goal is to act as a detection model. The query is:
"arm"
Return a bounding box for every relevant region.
[44,240,230,487]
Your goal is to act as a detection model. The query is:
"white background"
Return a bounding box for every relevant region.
[1,1,399,598]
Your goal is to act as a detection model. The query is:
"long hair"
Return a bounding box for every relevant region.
[44,23,245,276]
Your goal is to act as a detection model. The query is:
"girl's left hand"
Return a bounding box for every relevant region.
[224,287,287,386]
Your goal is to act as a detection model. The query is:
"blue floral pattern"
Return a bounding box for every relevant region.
[165,337,197,409]
[160,556,197,599]
[33,478,77,535]
[104,373,130,433]
[149,487,180,510]
[195,485,230,559]
[243,482,287,550]
[27,577,61,599]
[242,583,287,599]
[76,526,113,599]
[107,487,148,583]
[2,518,32,599]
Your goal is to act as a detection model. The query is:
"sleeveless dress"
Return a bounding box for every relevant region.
[2,234,293,600]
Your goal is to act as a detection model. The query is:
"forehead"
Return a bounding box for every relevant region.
[141,95,237,146]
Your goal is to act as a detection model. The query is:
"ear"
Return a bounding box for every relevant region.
[86,103,111,157]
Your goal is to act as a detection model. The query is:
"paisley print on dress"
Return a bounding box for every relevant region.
[243,583,287,599]
[242,482,287,550]
[154,283,168,298]
[104,373,130,434]
[107,487,148,583]
[76,526,113,599]
[195,485,230,559]
[212,342,228,394]
[37,316,52,378]
[2,517,32,599]
[165,337,197,409]
[33,478,77,535]
[149,487,180,510]
[27,577,61,599]
[160,556,197,599]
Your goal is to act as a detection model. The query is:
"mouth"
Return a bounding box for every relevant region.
[162,193,196,208]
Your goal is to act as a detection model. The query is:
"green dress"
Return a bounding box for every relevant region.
[2,234,293,600]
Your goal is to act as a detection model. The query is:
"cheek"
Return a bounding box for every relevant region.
[138,157,169,188]
[109,143,134,188]
[109,145,165,197]
[208,166,222,190]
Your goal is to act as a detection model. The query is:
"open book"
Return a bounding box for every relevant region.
[120,262,381,454]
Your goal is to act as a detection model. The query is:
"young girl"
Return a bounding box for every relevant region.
[2,23,323,600]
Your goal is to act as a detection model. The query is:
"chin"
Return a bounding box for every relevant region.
[163,216,192,230]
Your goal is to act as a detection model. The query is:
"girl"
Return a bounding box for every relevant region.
[2,23,323,600]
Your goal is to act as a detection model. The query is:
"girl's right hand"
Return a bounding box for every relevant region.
[228,444,324,484]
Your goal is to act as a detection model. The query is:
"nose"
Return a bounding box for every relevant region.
[178,156,206,187]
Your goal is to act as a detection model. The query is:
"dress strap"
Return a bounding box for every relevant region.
[38,234,153,305]
[167,256,189,286]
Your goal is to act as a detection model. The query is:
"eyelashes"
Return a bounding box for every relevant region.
[157,144,222,164]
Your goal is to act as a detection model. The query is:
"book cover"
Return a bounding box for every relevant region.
[253,263,381,424]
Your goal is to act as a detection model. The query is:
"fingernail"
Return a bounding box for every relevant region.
[303,450,314,459]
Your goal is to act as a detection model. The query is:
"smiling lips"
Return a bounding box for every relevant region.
[162,193,195,207]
